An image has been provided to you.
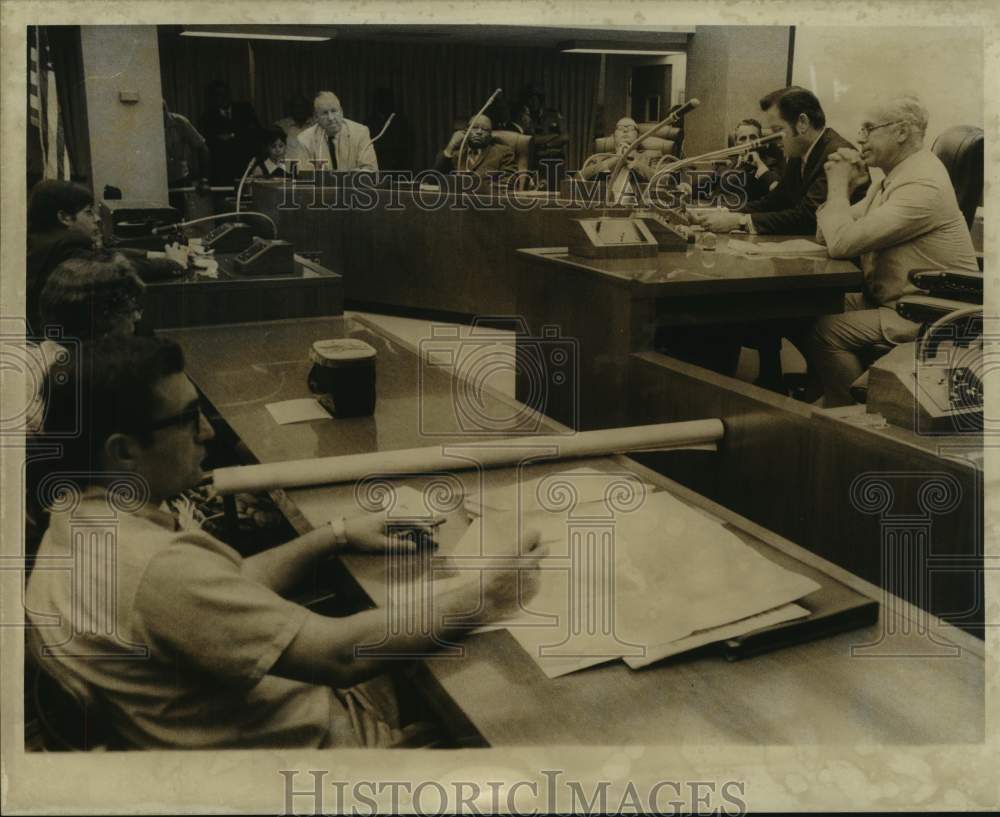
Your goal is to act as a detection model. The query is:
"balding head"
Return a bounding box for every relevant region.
[467,115,493,149]
[314,91,345,135]
[614,118,639,151]
[876,94,929,141]
[858,93,928,172]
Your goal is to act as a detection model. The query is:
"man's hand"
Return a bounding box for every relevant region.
[163,242,191,269]
[443,129,466,158]
[342,511,446,553]
[689,209,746,233]
[479,527,546,623]
[824,148,868,194]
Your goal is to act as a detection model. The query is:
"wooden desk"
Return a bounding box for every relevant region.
[629,350,984,636]
[514,240,862,429]
[145,253,343,330]
[254,180,629,321]
[161,316,982,747]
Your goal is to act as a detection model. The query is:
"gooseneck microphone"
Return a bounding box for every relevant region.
[234,156,258,215]
[605,98,702,205]
[456,88,503,170]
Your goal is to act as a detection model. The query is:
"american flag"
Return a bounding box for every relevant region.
[29,26,71,181]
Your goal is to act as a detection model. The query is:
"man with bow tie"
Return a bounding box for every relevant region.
[809,94,979,406]
[432,115,516,178]
[297,91,379,172]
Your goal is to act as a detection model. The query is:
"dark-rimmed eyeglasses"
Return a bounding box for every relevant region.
[145,404,203,433]
[858,120,902,138]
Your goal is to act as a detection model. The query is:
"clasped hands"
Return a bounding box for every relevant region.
[823,147,868,194]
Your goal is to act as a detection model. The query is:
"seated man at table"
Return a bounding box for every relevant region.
[808,94,979,406]
[715,118,784,203]
[297,90,379,172]
[432,114,517,178]
[691,87,867,234]
[580,117,659,199]
[26,334,543,749]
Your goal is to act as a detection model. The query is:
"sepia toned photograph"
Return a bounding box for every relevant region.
[1,1,996,813]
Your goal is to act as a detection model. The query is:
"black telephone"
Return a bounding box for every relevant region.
[233,238,295,276]
[203,222,254,254]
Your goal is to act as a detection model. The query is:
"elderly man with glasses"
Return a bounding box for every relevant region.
[807,94,980,406]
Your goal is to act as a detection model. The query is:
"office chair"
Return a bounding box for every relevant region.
[931,125,984,228]
[849,268,983,403]
[27,652,122,751]
[594,121,683,159]
[491,130,535,189]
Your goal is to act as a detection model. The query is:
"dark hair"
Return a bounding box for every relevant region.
[39,254,146,341]
[759,86,826,130]
[43,335,186,484]
[28,180,94,233]
[736,118,763,133]
[257,126,287,162]
[287,93,312,124]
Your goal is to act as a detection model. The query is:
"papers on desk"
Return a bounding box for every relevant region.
[441,478,820,678]
[265,398,331,425]
[727,238,830,257]
[464,467,652,519]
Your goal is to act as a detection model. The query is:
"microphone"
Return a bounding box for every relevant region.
[664,98,700,124]
[604,98,702,206]
[234,156,258,215]
[370,112,396,145]
[457,88,503,169]
[360,112,396,155]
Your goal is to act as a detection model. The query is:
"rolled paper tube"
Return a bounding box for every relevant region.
[210,420,725,495]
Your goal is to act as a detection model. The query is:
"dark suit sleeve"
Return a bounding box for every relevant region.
[497,146,518,174]
[431,151,454,174]
[750,165,826,235]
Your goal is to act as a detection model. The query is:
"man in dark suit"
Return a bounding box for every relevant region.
[432,115,517,178]
[692,87,868,234]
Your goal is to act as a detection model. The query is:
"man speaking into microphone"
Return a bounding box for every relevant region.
[297,90,379,172]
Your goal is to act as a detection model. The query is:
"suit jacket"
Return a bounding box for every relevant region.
[744,128,869,235]
[432,141,517,177]
[198,101,261,184]
[297,120,378,171]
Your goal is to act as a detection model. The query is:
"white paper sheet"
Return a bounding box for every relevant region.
[623,603,811,668]
[435,490,821,677]
[727,238,830,256]
[265,398,331,425]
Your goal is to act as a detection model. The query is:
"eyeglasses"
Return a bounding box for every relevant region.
[858,120,902,138]
[145,404,204,434]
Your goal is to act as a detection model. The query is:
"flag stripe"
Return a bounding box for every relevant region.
[29,26,72,180]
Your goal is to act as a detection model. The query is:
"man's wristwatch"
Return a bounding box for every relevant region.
[329,516,348,546]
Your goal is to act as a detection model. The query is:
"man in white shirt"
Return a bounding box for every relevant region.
[27,335,542,748]
[809,94,979,406]
[297,91,378,172]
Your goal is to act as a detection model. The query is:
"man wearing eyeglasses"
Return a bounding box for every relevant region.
[808,94,979,406]
[26,335,544,748]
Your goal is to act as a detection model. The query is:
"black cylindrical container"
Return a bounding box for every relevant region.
[307,339,377,417]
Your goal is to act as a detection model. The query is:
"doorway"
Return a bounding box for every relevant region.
[630,64,672,122]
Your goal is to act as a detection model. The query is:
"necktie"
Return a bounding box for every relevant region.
[327,135,338,170]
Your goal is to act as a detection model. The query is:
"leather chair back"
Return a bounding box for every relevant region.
[932,125,984,227]
[595,122,683,158]
[491,130,534,174]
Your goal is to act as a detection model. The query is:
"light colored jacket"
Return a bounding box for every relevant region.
[296,119,378,171]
